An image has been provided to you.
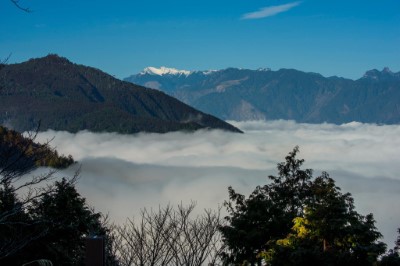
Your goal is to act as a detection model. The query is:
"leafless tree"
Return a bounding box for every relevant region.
[113,203,224,266]
[168,203,223,266]
[113,205,176,266]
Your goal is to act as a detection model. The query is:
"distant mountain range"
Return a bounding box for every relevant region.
[0,55,241,133]
[125,66,400,124]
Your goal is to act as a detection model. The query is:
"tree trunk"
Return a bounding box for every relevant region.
[323,239,330,252]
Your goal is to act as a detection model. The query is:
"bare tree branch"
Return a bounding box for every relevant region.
[10,0,31,12]
[113,203,224,266]
[0,54,11,65]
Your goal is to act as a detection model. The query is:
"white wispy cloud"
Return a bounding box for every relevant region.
[242,1,302,20]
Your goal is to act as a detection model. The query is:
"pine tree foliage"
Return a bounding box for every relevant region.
[220,147,386,266]
[1,178,118,265]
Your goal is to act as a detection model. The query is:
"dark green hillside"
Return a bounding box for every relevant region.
[0,126,74,171]
[0,55,241,133]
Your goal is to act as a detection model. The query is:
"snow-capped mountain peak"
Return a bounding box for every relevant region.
[140,66,192,76]
[257,67,271,71]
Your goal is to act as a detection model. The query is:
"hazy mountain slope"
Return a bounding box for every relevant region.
[318,69,400,124]
[125,67,400,124]
[0,55,241,133]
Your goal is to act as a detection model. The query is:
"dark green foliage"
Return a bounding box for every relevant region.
[380,250,400,266]
[264,174,386,266]
[220,185,278,264]
[0,182,45,262]
[220,147,313,264]
[1,178,118,265]
[379,229,400,266]
[32,178,100,265]
[220,147,386,265]
[0,54,241,134]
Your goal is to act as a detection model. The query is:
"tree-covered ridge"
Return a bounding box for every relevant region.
[0,125,74,171]
[0,55,241,134]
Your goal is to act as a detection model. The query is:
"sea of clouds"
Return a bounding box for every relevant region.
[33,120,400,248]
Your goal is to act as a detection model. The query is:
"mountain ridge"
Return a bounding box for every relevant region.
[0,55,242,134]
[130,66,399,80]
[125,66,400,124]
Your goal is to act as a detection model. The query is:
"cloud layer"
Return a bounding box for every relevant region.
[242,2,301,20]
[34,120,400,247]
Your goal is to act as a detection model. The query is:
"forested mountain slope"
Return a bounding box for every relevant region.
[0,55,241,133]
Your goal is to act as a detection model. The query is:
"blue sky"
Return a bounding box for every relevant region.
[1,0,399,79]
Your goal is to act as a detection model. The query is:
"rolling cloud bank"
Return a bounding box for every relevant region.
[33,120,400,247]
